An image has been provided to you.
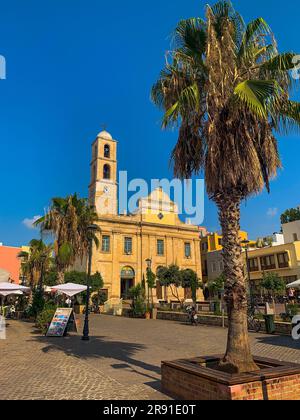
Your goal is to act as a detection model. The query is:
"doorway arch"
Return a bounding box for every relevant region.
[120,266,135,299]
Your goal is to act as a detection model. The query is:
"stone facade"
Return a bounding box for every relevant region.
[87,130,203,301]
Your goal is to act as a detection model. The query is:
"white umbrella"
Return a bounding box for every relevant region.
[0,282,30,293]
[287,279,300,289]
[51,283,87,297]
[0,290,24,297]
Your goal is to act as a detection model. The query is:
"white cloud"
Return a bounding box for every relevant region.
[22,215,42,230]
[267,208,278,218]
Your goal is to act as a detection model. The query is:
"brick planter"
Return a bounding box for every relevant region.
[162,356,300,400]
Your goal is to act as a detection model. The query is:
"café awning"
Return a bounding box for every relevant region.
[286,279,300,289]
[0,282,30,292]
[0,290,24,297]
[286,280,300,289]
[51,283,87,297]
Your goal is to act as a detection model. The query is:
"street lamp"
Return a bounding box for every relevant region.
[145,258,152,308]
[82,224,99,342]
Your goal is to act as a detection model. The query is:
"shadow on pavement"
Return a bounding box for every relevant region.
[29,331,161,380]
[256,334,300,350]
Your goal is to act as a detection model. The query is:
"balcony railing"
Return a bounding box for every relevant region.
[261,264,276,271]
[278,262,289,269]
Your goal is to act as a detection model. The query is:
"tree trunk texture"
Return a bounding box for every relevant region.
[215,192,259,374]
[57,271,65,284]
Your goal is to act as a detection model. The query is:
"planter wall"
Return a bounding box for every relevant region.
[162,356,300,400]
[120,308,292,335]
[156,311,291,335]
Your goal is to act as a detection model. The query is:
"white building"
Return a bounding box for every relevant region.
[282,221,300,244]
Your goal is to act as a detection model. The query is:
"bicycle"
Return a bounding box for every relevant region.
[247,313,262,333]
[247,301,262,333]
[185,305,198,326]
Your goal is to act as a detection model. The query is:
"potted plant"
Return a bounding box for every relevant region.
[128,284,146,318]
[145,304,151,320]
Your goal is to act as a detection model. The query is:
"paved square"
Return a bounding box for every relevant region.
[1,315,300,400]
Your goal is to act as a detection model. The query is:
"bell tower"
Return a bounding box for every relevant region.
[89,130,118,216]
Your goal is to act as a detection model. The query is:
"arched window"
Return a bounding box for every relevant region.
[104,144,110,158]
[121,266,135,279]
[103,164,111,180]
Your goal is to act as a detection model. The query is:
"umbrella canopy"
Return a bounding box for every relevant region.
[286,279,300,289]
[0,282,30,293]
[51,283,87,297]
[0,290,24,297]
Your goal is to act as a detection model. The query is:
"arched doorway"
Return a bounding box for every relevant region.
[120,266,135,299]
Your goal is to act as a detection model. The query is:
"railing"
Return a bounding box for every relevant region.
[260,264,276,270]
[278,262,289,269]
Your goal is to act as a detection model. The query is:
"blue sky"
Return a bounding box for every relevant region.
[0,0,300,246]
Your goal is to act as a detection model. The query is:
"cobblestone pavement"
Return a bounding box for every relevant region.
[1,315,300,400]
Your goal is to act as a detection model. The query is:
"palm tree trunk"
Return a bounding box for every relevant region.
[215,192,258,374]
[57,270,65,284]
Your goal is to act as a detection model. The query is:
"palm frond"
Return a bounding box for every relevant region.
[273,100,300,133]
[173,18,207,56]
[162,83,200,128]
[209,0,245,45]
[238,17,272,60]
[234,80,282,119]
[260,52,297,72]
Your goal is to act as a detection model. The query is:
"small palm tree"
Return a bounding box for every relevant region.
[152,0,300,373]
[35,194,99,283]
[18,239,53,287]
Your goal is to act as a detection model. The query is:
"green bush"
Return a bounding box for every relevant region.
[28,288,45,318]
[132,298,146,317]
[44,301,57,311]
[44,271,58,286]
[36,308,56,334]
[15,295,29,312]
[92,290,108,306]
[212,300,222,315]
[280,313,290,322]
[128,284,146,317]
[287,304,299,317]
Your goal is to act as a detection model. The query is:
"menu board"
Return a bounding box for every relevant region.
[46,308,75,337]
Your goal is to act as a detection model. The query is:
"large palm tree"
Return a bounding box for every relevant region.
[152,0,300,373]
[18,239,53,287]
[35,194,99,283]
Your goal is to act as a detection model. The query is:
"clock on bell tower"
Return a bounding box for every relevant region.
[89,130,118,216]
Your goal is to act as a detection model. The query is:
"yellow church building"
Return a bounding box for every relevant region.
[88,130,203,302]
